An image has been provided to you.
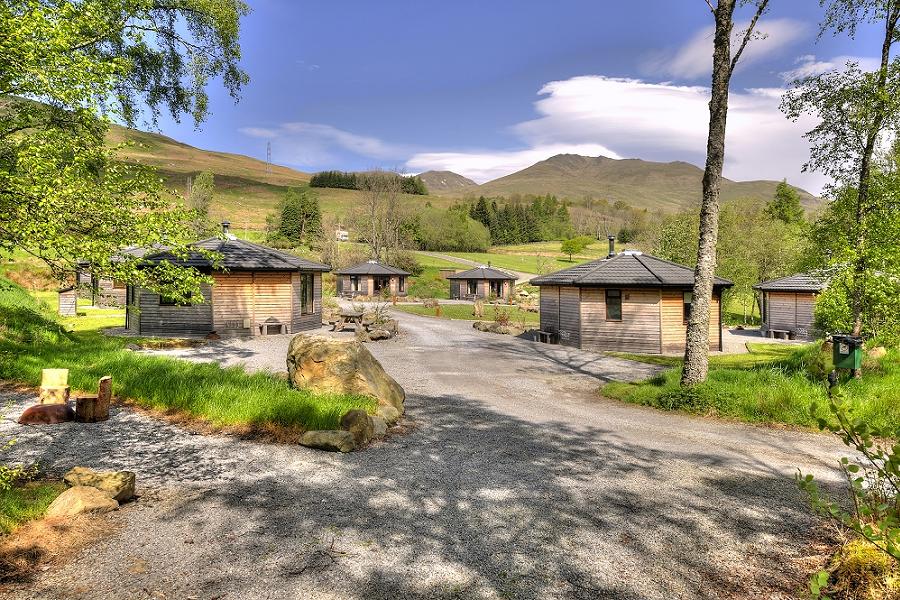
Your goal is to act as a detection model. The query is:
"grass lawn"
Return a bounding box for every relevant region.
[0,277,376,433]
[0,482,66,535]
[393,303,539,326]
[438,251,581,276]
[603,343,900,430]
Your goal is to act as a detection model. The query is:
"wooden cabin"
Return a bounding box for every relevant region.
[446,266,517,301]
[753,274,824,340]
[125,225,330,337]
[58,286,77,316]
[530,250,733,354]
[75,268,126,307]
[335,260,410,298]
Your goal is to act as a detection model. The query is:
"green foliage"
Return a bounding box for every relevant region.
[417,206,492,252]
[560,236,593,261]
[603,343,900,430]
[0,0,249,299]
[187,171,216,236]
[407,267,450,299]
[272,188,322,247]
[766,179,805,224]
[310,171,428,195]
[385,250,423,276]
[469,195,573,245]
[0,481,66,534]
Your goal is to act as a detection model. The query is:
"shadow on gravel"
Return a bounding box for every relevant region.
[127,394,827,600]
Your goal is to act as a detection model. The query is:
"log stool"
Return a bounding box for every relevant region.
[74,376,112,423]
[39,368,70,404]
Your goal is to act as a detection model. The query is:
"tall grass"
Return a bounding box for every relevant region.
[0,277,375,431]
[604,343,900,430]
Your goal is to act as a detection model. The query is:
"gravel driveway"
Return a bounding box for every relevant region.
[1,311,847,599]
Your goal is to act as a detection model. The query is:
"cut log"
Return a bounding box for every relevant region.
[74,376,112,422]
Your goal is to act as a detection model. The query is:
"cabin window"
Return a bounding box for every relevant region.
[350,275,360,292]
[683,291,693,323]
[300,273,314,314]
[467,280,478,295]
[398,276,405,292]
[159,291,192,306]
[373,276,390,294]
[605,289,622,321]
[489,280,503,297]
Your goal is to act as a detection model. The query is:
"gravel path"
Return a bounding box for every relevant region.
[1,311,847,599]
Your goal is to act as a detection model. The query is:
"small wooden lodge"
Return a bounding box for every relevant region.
[335,260,410,298]
[447,266,517,301]
[753,274,825,340]
[125,224,330,337]
[530,247,732,354]
[75,267,126,307]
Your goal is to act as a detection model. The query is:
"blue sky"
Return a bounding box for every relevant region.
[155,1,884,194]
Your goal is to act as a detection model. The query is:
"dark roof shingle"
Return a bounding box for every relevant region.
[445,266,518,280]
[753,274,825,292]
[335,260,410,276]
[530,252,732,288]
[143,238,331,272]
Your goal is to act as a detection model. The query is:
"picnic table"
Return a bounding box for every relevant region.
[331,309,365,332]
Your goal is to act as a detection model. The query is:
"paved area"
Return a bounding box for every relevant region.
[1,311,847,599]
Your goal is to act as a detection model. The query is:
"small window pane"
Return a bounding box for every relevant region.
[398,277,405,292]
[606,289,622,321]
[683,291,692,322]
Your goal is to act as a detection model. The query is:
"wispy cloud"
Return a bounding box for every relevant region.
[780,53,881,81]
[644,18,808,79]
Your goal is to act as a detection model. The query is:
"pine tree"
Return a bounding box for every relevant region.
[765,180,805,224]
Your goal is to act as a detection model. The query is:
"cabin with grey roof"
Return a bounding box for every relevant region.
[530,243,733,354]
[124,222,331,337]
[446,265,517,301]
[753,274,825,341]
[334,260,410,298]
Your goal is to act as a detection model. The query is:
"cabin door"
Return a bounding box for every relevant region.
[489,280,503,298]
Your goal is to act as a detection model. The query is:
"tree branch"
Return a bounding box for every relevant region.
[730,0,770,74]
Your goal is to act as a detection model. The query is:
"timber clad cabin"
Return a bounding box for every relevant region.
[446,266,517,301]
[335,260,410,298]
[530,245,733,355]
[125,224,330,337]
[753,274,824,341]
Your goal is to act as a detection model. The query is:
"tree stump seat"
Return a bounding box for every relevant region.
[74,376,112,423]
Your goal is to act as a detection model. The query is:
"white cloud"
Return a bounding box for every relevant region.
[407,75,826,193]
[645,18,808,79]
[406,143,622,184]
[780,53,881,81]
[238,121,405,168]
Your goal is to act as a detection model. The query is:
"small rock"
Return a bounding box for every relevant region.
[376,405,402,426]
[45,486,118,517]
[368,329,392,341]
[18,403,75,425]
[63,467,136,502]
[340,409,374,446]
[206,332,221,341]
[371,416,388,438]
[125,343,140,351]
[382,319,399,335]
[355,329,371,343]
[299,430,356,453]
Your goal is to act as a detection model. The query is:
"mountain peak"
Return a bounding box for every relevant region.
[418,170,478,192]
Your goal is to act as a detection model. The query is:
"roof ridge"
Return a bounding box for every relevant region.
[631,253,664,284]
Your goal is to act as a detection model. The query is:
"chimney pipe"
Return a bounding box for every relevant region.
[221,221,231,235]
[607,235,616,258]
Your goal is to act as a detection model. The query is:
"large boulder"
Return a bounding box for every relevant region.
[299,430,356,453]
[63,467,135,503]
[287,335,404,413]
[340,409,374,446]
[18,403,75,425]
[45,486,118,518]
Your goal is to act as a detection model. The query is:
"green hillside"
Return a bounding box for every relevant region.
[454,154,819,213]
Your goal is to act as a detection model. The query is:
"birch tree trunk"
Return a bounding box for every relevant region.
[681,0,767,386]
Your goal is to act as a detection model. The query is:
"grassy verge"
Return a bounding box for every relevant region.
[603,343,900,430]
[393,303,539,326]
[0,277,376,432]
[0,482,66,535]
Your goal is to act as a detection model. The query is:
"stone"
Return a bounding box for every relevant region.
[368,329,392,341]
[355,328,371,343]
[340,409,374,446]
[45,486,118,518]
[18,403,75,425]
[125,343,140,351]
[376,405,401,426]
[868,346,888,359]
[63,467,136,503]
[371,415,388,438]
[206,332,221,341]
[299,430,356,453]
[287,334,405,413]
[382,319,399,335]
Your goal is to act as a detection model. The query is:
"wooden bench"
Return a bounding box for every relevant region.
[332,310,364,332]
[258,320,287,335]
[768,329,790,340]
[534,330,559,344]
